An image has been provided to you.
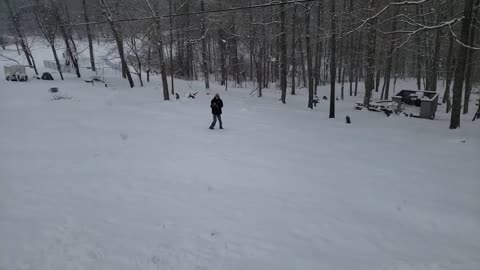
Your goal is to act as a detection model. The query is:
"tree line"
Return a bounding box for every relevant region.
[1,0,479,129]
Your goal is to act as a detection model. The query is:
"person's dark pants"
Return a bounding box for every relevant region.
[210,114,222,129]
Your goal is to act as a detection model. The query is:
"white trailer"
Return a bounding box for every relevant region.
[4,65,28,81]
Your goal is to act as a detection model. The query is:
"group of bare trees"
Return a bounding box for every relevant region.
[1,0,479,129]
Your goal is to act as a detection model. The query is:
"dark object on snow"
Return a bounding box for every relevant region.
[354,102,363,110]
[346,116,351,124]
[52,95,72,100]
[392,90,438,119]
[210,94,223,115]
[41,72,54,80]
[336,97,339,101]
[473,101,480,121]
[209,94,224,129]
[383,109,393,117]
[6,73,28,81]
[322,96,328,100]
[313,96,319,107]
[472,112,480,121]
[188,92,198,99]
[49,87,59,93]
[176,93,180,100]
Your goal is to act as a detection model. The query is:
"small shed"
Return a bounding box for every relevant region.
[392,90,439,119]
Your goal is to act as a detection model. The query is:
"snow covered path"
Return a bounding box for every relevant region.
[1,76,479,269]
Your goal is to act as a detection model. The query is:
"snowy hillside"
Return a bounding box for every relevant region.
[1,42,479,270]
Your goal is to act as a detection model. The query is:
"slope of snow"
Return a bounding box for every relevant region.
[1,43,479,270]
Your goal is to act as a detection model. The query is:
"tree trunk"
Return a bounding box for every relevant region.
[113,29,133,88]
[299,36,307,88]
[463,0,479,114]
[185,2,193,80]
[158,43,170,100]
[314,1,324,94]
[354,33,361,97]
[450,0,475,129]
[363,1,377,107]
[169,0,175,94]
[250,0,255,83]
[146,0,170,99]
[100,0,134,88]
[218,28,227,86]
[82,0,95,72]
[280,0,288,104]
[201,0,210,90]
[329,0,336,118]
[348,0,354,96]
[263,25,268,89]
[428,7,446,93]
[306,6,314,109]
[443,7,455,111]
[415,7,422,90]
[4,0,37,74]
[135,55,144,87]
[341,67,346,100]
[375,50,382,93]
[50,43,64,81]
[382,6,399,100]
[291,4,297,96]
[229,17,240,86]
[61,25,81,78]
[146,43,151,83]
[419,5,431,91]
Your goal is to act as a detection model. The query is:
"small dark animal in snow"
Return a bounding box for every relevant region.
[346,115,351,124]
[188,92,198,99]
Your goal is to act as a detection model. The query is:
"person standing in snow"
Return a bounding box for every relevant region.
[209,94,224,130]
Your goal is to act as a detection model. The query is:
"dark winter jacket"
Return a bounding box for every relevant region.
[211,97,224,115]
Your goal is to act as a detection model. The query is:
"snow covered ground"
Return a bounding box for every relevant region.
[1,42,480,270]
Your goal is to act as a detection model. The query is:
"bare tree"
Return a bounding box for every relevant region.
[306,4,315,109]
[329,0,336,118]
[33,0,64,80]
[169,0,175,95]
[99,0,134,88]
[82,0,96,72]
[381,6,399,100]
[450,0,476,129]
[144,0,169,100]
[463,0,480,114]
[4,0,38,75]
[200,0,210,91]
[290,3,298,96]
[280,0,287,104]
[363,0,377,108]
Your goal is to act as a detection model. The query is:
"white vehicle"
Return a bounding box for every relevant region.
[4,65,28,82]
